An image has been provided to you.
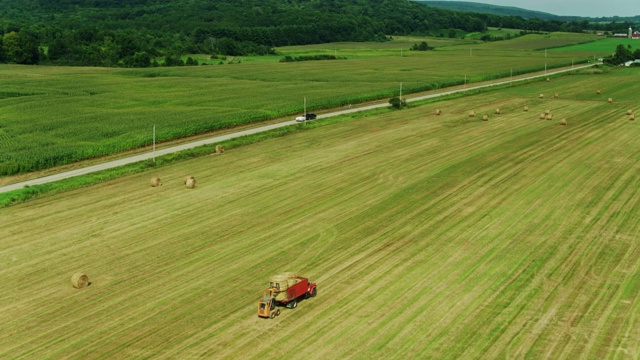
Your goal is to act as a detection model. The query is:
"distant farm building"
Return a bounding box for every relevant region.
[633,31,640,39]
[613,33,628,38]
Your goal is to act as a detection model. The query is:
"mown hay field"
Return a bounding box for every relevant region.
[1,68,639,358]
[444,32,598,51]
[274,35,480,59]
[0,35,590,176]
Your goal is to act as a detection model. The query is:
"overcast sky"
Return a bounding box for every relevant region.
[432,0,639,17]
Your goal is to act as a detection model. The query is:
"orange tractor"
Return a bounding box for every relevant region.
[258,273,317,319]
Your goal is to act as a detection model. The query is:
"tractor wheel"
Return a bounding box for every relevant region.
[276,309,281,316]
[290,299,297,309]
[270,311,276,319]
[310,288,317,297]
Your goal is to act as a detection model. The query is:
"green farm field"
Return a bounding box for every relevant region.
[1,68,639,358]
[0,34,597,177]
[550,37,639,54]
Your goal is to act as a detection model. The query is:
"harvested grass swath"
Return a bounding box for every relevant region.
[560,119,567,126]
[495,108,501,114]
[435,109,442,115]
[608,98,613,103]
[539,94,544,99]
[630,115,636,121]
[184,176,194,185]
[215,145,225,154]
[524,106,529,112]
[546,114,554,120]
[482,115,489,121]
[627,110,633,115]
[469,111,476,117]
[150,177,161,187]
[71,273,89,289]
[186,177,197,189]
[539,113,546,119]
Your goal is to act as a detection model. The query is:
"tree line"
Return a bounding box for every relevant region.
[0,0,635,67]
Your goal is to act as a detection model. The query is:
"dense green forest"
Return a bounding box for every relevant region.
[0,0,635,67]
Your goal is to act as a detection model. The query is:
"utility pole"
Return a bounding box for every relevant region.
[153,124,156,163]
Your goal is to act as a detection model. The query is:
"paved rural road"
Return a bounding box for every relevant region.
[0,64,595,194]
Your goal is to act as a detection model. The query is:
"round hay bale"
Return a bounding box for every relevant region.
[150,177,161,187]
[546,78,550,82]
[597,89,601,95]
[469,111,476,117]
[545,109,551,115]
[630,115,636,121]
[539,94,544,99]
[186,177,197,189]
[184,176,194,185]
[524,106,529,112]
[539,113,546,119]
[546,114,554,120]
[482,114,489,121]
[215,145,225,154]
[554,93,559,99]
[627,110,633,115]
[560,119,567,126]
[435,109,442,115]
[608,98,613,104]
[71,273,89,289]
[495,108,501,114]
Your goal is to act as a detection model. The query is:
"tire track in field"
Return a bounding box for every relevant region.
[490,117,640,358]
[214,97,608,358]
[380,105,636,358]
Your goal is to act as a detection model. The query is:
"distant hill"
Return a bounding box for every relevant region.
[415,1,640,22]
[415,1,567,20]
